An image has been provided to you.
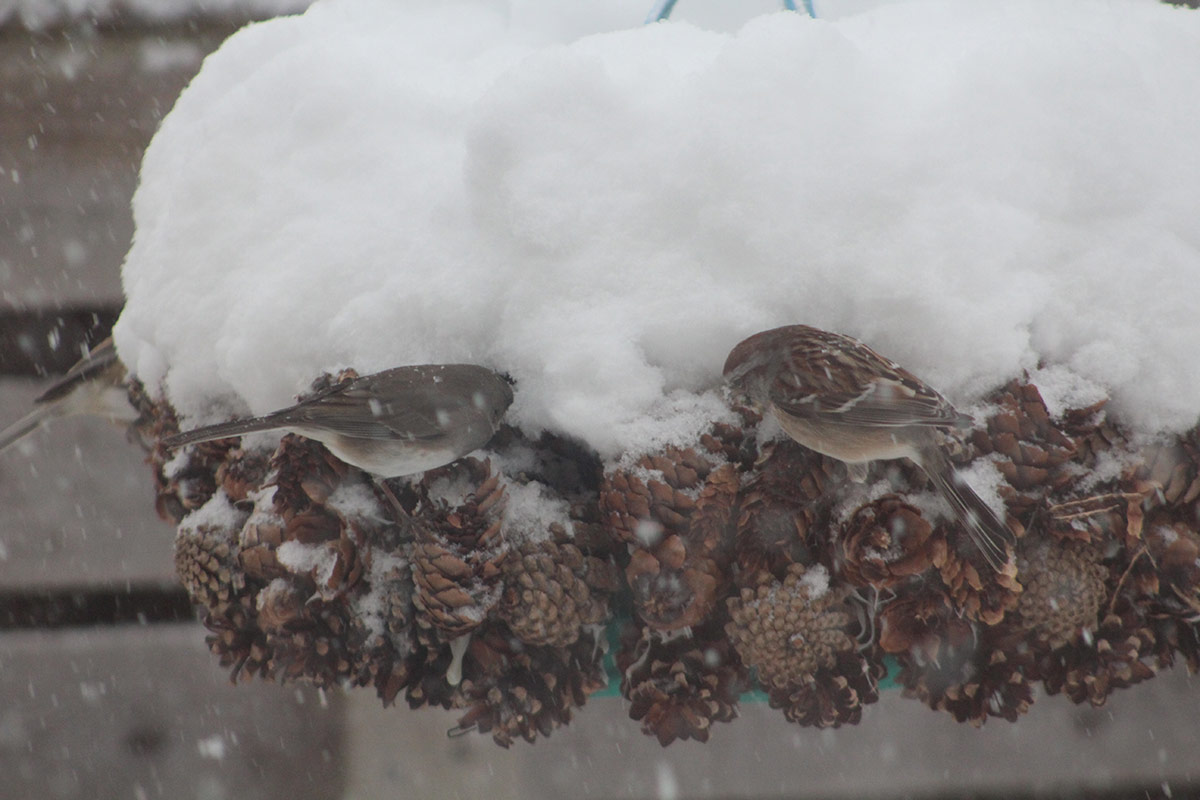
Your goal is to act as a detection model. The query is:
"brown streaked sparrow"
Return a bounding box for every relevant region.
[0,337,138,454]
[163,363,513,478]
[723,324,1014,571]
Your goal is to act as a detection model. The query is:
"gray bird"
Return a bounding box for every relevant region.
[0,337,138,454]
[724,324,1015,571]
[162,363,514,478]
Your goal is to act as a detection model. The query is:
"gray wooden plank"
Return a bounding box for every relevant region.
[0,26,226,308]
[340,668,1200,799]
[0,624,346,800]
[0,379,174,589]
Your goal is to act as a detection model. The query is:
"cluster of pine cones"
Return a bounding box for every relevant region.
[130,376,1200,747]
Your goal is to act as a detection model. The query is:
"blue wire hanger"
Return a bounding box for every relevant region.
[645,0,816,24]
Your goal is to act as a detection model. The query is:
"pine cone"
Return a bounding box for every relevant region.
[411,458,509,641]
[203,595,273,684]
[215,448,270,504]
[839,495,936,588]
[932,526,1022,626]
[735,440,837,575]
[498,528,616,647]
[619,619,746,746]
[725,563,854,690]
[1015,537,1108,649]
[969,380,1078,519]
[607,453,738,632]
[1033,597,1156,707]
[258,577,357,688]
[896,618,1034,726]
[452,623,606,747]
[175,494,248,611]
[769,649,886,728]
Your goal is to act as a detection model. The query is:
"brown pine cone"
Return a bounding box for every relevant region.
[203,595,273,684]
[610,455,738,632]
[215,448,270,504]
[452,624,606,747]
[175,497,248,611]
[498,528,616,647]
[725,563,854,691]
[839,495,936,588]
[411,458,509,641]
[269,433,348,514]
[735,439,837,575]
[932,526,1022,626]
[619,620,746,746]
[969,380,1078,517]
[1015,537,1108,649]
[896,619,1034,726]
[258,578,357,688]
[769,649,886,728]
[1033,596,1156,707]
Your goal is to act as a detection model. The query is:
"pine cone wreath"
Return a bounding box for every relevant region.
[411,458,509,646]
[498,526,617,648]
[618,619,747,746]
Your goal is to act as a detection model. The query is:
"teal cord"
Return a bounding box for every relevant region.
[647,0,815,24]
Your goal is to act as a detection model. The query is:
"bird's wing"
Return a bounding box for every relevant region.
[769,337,960,429]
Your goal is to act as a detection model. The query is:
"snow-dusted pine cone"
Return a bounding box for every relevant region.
[175,496,248,611]
[411,458,509,642]
[725,563,854,690]
[1015,537,1108,649]
[498,528,616,647]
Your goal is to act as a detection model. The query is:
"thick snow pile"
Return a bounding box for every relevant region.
[114,0,1200,462]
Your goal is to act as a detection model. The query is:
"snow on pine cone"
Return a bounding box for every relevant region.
[174,492,248,611]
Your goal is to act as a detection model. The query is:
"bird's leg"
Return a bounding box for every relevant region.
[372,476,413,531]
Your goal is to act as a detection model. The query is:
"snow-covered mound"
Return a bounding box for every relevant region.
[114,0,1200,461]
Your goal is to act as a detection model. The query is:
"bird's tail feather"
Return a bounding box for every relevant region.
[161,414,286,449]
[921,447,1015,572]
